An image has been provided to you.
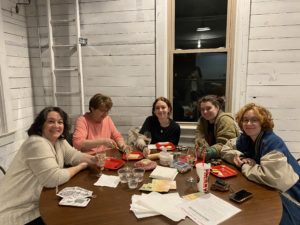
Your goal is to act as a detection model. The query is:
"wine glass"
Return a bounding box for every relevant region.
[96,151,106,178]
[123,145,132,171]
[144,131,152,145]
[186,147,197,183]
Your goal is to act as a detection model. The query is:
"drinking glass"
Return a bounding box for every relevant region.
[96,151,106,178]
[118,168,128,183]
[144,131,152,145]
[123,145,132,170]
[186,147,197,182]
[133,168,145,182]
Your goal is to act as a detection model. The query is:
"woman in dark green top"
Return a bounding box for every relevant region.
[195,95,239,161]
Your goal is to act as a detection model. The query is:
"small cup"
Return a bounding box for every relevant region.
[127,176,139,189]
[133,168,145,182]
[196,163,211,193]
[118,168,128,183]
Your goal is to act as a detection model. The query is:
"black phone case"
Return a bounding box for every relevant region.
[229,189,253,203]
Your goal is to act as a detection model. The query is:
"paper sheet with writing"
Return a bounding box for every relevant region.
[179,193,241,225]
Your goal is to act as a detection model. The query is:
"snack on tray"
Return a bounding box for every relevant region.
[134,159,157,171]
[128,153,141,160]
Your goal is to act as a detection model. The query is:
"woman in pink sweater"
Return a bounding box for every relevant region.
[73,93,127,155]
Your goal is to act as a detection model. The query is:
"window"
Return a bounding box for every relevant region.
[170,0,234,122]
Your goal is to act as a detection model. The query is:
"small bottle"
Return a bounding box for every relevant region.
[159,148,170,166]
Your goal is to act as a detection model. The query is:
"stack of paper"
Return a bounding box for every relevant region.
[179,193,241,225]
[130,192,186,221]
[149,165,178,180]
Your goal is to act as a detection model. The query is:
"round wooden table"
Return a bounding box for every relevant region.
[40,152,281,225]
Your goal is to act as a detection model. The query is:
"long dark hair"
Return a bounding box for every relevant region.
[27,106,70,139]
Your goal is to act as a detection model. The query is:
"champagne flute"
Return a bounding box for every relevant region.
[144,131,152,145]
[186,147,197,182]
[143,131,152,157]
[96,151,106,177]
[123,145,132,171]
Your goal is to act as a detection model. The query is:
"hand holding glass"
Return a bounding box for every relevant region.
[96,151,106,177]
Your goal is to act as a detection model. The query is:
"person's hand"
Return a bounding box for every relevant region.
[122,145,132,154]
[143,147,151,158]
[242,158,256,166]
[101,138,118,149]
[233,154,245,168]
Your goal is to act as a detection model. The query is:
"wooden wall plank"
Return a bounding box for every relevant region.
[248,50,300,63]
[250,25,300,39]
[251,0,300,15]
[248,62,300,74]
[249,38,300,51]
[247,74,300,86]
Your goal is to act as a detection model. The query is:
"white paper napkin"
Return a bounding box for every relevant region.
[130,192,186,221]
[130,194,160,218]
[94,174,120,188]
[150,165,178,180]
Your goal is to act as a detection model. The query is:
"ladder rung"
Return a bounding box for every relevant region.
[51,19,75,24]
[53,44,76,48]
[55,91,79,95]
[54,68,78,72]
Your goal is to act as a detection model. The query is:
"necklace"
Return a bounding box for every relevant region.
[159,119,170,127]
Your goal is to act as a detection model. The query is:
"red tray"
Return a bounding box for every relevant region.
[155,142,175,151]
[104,157,125,170]
[210,165,237,178]
[122,151,143,161]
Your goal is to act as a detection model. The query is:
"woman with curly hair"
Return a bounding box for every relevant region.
[221,103,300,225]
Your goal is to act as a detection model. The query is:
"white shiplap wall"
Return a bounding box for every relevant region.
[246,0,300,158]
[26,0,156,136]
[0,0,34,169]
[1,0,300,169]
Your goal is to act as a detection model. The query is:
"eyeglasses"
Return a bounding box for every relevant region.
[242,118,259,124]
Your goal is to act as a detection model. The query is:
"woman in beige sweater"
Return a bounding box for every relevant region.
[0,107,96,225]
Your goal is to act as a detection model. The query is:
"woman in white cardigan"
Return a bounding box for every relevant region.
[0,106,96,225]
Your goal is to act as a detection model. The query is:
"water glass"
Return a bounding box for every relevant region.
[133,168,145,182]
[127,175,139,189]
[118,168,129,183]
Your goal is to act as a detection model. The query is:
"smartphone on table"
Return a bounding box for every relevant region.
[229,189,253,203]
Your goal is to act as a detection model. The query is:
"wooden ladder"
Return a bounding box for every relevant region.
[46,0,85,114]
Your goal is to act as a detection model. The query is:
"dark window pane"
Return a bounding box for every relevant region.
[175,0,227,50]
[173,53,227,122]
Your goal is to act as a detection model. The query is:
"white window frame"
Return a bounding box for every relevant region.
[156,0,251,115]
